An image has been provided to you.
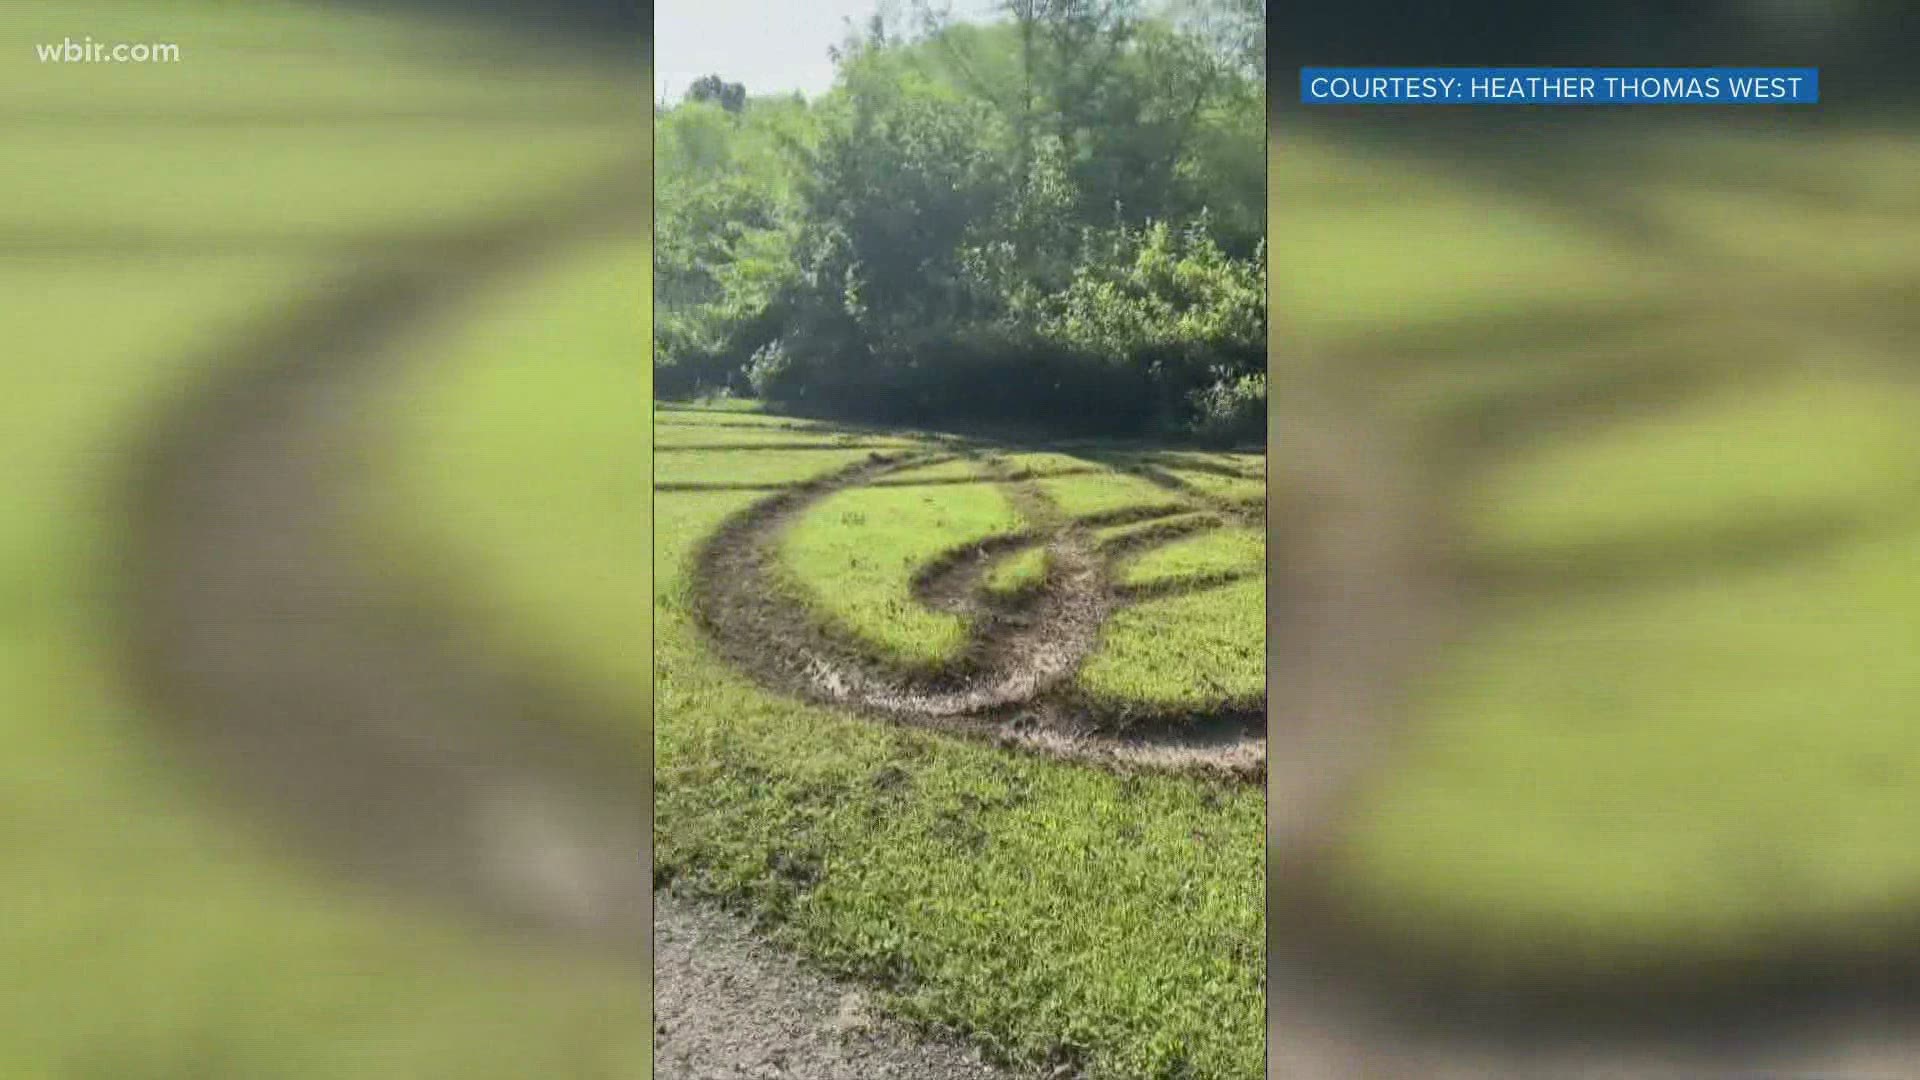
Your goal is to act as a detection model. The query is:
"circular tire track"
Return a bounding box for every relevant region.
[1260,383,1920,1076]
[684,448,1268,779]
[121,163,655,947]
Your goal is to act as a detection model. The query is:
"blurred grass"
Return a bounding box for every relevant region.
[0,2,648,1074]
[361,238,653,727]
[375,364,1268,1076]
[1273,115,1920,979]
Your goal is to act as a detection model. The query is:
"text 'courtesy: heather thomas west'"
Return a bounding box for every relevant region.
[1300,67,1820,105]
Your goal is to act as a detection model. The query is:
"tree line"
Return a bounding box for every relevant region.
[656,0,1267,443]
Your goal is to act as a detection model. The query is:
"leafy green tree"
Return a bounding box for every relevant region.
[655,2,1267,438]
[685,73,747,113]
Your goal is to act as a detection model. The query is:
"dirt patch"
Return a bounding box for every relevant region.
[654,890,1004,1080]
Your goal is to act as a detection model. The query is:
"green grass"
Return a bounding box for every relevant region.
[778,474,1025,667]
[1094,511,1220,546]
[1120,527,1263,589]
[655,423,922,450]
[1001,450,1105,477]
[377,372,1267,1076]
[984,545,1049,598]
[1275,120,1920,980]
[0,3,651,1074]
[1078,579,1265,712]
[654,480,1264,1077]
[1037,469,1192,519]
[884,457,995,484]
[1156,468,1265,509]
[1272,136,1670,348]
[364,238,654,728]
[1465,374,1920,559]
[655,446,891,488]
[1159,451,1265,477]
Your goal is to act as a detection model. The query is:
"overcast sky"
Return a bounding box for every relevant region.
[653,0,1001,103]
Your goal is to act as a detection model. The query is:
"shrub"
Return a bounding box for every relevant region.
[1188,369,1267,447]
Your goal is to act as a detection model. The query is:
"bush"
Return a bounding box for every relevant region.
[1188,370,1267,447]
[1039,219,1265,360]
[751,324,1158,436]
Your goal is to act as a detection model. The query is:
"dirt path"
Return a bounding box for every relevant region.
[654,891,1003,1080]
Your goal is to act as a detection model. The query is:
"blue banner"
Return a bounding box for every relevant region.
[1300,67,1820,105]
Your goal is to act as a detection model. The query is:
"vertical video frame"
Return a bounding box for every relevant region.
[652,2,1270,1077]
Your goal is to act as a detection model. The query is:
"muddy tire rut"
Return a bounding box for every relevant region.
[685,448,1268,779]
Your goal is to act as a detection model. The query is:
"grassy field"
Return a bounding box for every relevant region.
[0,3,650,1075]
[376,341,1267,1077]
[1272,114,1920,986]
[650,428,1266,1077]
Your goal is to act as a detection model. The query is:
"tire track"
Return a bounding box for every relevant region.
[122,161,654,946]
[1259,383,1920,1076]
[113,146,1911,1076]
[682,449,1267,779]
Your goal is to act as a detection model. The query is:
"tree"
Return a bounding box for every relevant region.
[656,3,1267,437]
[685,74,747,113]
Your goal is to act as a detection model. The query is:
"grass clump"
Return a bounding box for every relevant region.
[983,545,1049,599]
[1120,527,1263,589]
[1039,470,1190,520]
[1078,578,1264,712]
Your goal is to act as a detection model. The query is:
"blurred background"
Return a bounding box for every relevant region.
[1,1,651,1076]
[1267,1,1920,1073]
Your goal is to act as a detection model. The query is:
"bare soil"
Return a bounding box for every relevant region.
[654,890,1005,1080]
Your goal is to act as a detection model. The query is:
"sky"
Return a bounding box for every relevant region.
[653,0,1001,103]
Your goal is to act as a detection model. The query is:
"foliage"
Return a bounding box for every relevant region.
[655,0,1266,439]
[1037,217,1265,438]
[686,73,746,113]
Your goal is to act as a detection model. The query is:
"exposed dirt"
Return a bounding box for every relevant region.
[683,447,1266,779]
[653,890,1004,1080]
